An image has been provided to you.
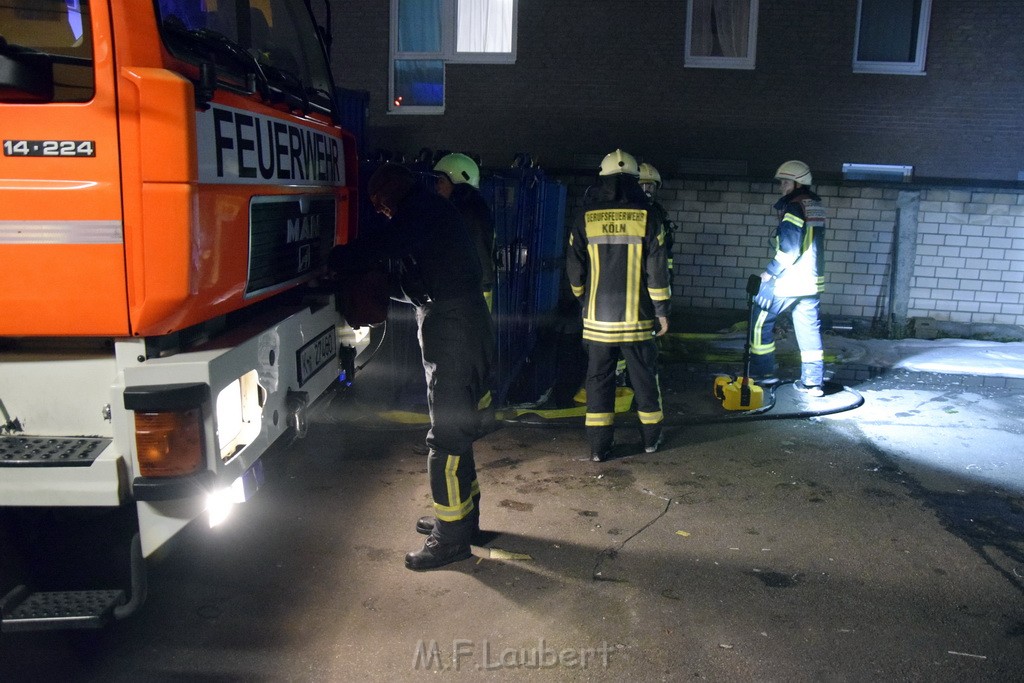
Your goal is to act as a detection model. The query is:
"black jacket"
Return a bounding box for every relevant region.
[449,183,496,293]
[566,180,671,344]
[331,185,482,305]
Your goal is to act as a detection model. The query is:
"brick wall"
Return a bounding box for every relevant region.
[554,175,1024,328]
[912,189,1024,324]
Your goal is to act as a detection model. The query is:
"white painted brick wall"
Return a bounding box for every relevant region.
[555,175,1024,327]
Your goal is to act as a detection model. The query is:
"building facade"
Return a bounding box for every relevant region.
[326,1,1024,332]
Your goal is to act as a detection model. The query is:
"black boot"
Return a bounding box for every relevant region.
[405,536,472,571]
[641,425,663,454]
[416,515,485,544]
[587,426,613,463]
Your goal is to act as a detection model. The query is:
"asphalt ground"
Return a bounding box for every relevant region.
[3,336,1024,682]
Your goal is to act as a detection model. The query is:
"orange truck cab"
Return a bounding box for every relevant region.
[0,0,361,630]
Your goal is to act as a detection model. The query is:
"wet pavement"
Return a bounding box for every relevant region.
[2,337,1024,681]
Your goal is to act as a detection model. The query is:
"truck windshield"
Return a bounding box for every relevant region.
[0,0,94,103]
[156,0,335,114]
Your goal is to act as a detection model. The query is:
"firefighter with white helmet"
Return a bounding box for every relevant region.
[567,149,671,461]
[638,162,676,274]
[638,163,661,191]
[749,160,827,396]
[774,159,813,186]
[599,148,640,177]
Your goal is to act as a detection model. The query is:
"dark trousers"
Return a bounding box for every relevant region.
[416,295,494,544]
[584,339,663,455]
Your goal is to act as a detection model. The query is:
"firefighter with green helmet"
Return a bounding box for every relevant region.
[566,149,672,461]
[330,163,494,570]
[433,152,498,425]
[433,153,497,311]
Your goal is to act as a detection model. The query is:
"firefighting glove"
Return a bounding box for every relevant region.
[754,277,776,310]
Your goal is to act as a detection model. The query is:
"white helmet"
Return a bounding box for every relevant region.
[599,149,640,177]
[638,163,661,187]
[775,160,812,186]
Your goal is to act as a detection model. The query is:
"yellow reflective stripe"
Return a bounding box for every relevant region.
[434,496,476,522]
[587,243,600,321]
[585,412,615,426]
[801,349,824,362]
[648,286,671,301]
[583,329,653,343]
[626,243,641,322]
[483,290,493,312]
[803,225,814,253]
[750,310,774,354]
[569,233,575,246]
[444,454,461,514]
[657,229,665,246]
[622,242,630,323]
[638,410,663,424]
[477,391,492,410]
[584,318,654,331]
[571,284,584,297]
[783,212,804,228]
[434,456,479,522]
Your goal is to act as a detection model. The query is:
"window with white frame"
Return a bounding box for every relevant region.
[685,0,759,70]
[390,0,517,114]
[853,0,931,75]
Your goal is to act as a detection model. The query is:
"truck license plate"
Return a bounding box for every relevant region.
[297,326,337,386]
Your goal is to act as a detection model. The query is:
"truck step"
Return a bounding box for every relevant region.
[0,436,110,467]
[1,586,125,632]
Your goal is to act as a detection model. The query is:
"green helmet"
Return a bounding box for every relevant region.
[433,153,480,189]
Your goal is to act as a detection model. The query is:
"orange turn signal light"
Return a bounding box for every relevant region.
[134,409,204,477]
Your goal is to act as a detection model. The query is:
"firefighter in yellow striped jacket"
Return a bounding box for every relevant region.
[566,149,672,462]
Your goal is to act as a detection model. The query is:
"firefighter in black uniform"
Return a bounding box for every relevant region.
[433,153,498,426]
[433,153,496,311]
[330,163,494,570]
[749,160,827,396]
[566,149,672,461]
